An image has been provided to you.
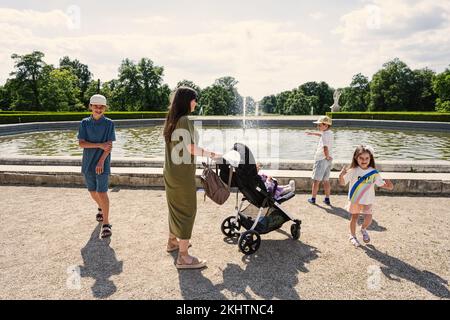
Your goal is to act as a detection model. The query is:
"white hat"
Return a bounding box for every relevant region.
[313,115,332,126]
[90,94,107,106]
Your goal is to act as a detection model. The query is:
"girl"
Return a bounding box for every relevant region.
[163,87,220,269]
[339,145,394,247]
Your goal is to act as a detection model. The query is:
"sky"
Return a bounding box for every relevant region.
[0,0,449,100]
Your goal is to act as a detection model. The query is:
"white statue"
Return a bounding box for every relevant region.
[330,89,342,112]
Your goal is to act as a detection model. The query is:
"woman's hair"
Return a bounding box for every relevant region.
[163,87,198,144]
[350,145,376,169]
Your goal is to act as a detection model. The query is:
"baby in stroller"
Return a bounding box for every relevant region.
[218,143,302,255]
[257,162,295,200]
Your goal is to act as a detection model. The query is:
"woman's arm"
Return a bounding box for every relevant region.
[187,144,220,159]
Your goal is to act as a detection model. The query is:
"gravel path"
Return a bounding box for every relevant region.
[0,186,448,300]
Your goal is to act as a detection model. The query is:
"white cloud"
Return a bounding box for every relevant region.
[0,8,325,99]
[309,12,326,20]
[333,0,450,79]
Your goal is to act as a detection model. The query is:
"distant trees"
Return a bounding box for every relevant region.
[433,66,450,112]
[1,52,448,114]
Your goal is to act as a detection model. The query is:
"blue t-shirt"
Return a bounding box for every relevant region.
[77,116,116,175]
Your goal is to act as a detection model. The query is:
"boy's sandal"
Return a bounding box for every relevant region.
[101,224,112,238]
[176,256,207,269]
[96,213,103,222]
[96,208,103,222]
[166,243,192,253]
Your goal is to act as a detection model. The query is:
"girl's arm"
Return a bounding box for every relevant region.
[380,179,394,190]
[338,166,348,186]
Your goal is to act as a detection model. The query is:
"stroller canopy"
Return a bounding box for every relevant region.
[218,143,268,207]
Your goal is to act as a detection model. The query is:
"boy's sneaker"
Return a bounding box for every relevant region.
[349,235,361,247]
[361,228,370,243]
[323,198,331,206]
[307,198,316,204]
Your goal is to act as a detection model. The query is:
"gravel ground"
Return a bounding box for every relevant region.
[0,186,449,300]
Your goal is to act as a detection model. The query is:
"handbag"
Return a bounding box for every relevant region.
[200,159,233,205]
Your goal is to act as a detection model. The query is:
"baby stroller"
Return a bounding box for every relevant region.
[217,143,301,255]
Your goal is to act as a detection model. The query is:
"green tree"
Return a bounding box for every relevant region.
[432,67,450,112]
[369,58,418,111]
[214,76,241,115]
[59,56,93,105]
[341,73,370,112]
[199,84,234,115]
[299,81,333,115]
[275,91,292,114]
[0,81,15,110]
[260,95,277,114]
[410,68,436,111]
[10,51,46,110]
[285,89,317,115]
[39,68,83,111]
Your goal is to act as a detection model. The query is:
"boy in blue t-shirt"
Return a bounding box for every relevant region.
[78,94,116,238]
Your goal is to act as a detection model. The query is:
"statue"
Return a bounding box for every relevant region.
[330,89,342,112]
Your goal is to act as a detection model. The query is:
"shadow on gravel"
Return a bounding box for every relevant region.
[362,244,450,299]
[316,204,387,232]
[79,225,123,299]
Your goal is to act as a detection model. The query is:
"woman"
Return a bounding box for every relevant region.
[163,87,218,269]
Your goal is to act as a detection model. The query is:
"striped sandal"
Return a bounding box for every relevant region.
[101,224,112,238]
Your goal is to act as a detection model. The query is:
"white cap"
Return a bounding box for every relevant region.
[90,94,107,106]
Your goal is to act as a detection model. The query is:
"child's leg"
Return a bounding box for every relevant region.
[97,192,110,224]
[89,191,102,209]
[323,180,331,198]
[311,180,320,198]
[362,214,373,230]
[350,214,359,236]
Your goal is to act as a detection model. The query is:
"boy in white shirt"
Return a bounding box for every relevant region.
[306,116,333,205]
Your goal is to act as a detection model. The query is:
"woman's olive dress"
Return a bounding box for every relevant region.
[163,116,197,239]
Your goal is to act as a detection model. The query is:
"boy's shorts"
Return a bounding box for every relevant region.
[83,173,109,193]
[312,159,332,181]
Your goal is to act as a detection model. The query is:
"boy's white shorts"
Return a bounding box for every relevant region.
[312,159,332,181]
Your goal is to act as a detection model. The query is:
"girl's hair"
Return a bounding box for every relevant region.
[163,87,198,144]
[350,145,376,169]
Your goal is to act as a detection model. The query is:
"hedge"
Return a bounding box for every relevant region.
[0,112,168,124]
[326,112,450,122]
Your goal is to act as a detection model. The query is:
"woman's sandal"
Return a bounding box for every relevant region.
[101,224,112,238]
[166,242,192,253]
[96,208,103,222]
[176,255,207,269]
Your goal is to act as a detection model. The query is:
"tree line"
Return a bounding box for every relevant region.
[260,58,450,114]
[0,52,449,114]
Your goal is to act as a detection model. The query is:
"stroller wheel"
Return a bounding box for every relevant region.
[221,216,241,237]
[238,230,261,255]
[291,223,301,240]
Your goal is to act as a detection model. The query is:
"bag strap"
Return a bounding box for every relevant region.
[349,169,379,200]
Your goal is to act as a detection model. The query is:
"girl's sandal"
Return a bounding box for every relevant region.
[101,224,112,238]
[176,255,207,269]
